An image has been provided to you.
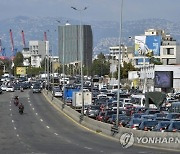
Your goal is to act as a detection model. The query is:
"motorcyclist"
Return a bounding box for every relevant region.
[19,103,24,113]
[14,96,19,106]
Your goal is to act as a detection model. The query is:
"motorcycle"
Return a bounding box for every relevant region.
[19,108,24,114]
[19,104,24,115]
[20,87,24,92]
[14,96,19,106]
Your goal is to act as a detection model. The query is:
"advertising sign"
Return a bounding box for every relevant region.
[154,71,173,88]
[146,36,161,56]
[16,67,26,75]
[135,36,147,56]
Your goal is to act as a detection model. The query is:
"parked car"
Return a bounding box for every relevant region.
[0,87,2,94]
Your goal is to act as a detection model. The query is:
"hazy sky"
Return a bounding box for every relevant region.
[0,0,180,22]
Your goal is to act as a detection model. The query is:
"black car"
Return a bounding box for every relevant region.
[32,84,41,93]
[0,87,2,94]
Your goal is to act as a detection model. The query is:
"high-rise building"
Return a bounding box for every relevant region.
[58,24,93,71]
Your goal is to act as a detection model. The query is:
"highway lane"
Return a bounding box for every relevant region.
[0,89,179,154]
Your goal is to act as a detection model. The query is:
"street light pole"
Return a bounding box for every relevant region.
[71,6,87,119]
[116,0,123,127]
[57,20,65,106]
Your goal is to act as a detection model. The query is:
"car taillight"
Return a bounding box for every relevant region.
[131,125,135,128]
[144,127,148,131]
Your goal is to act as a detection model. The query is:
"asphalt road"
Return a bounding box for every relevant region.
[0,89,179,154]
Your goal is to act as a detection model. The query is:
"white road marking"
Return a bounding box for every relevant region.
[84,147,92,150]
[17,134,19,137]
[30,104,32,106]
[32,108,35,110]
[46,126,50,129]
[54,133,58,136]
[14,127,17,130]
[12,120,14,123]
[35,113,38,115]
[10,109,12,111]
[40,119,43,122]
[10,114,12,116]
[28,98,30,100]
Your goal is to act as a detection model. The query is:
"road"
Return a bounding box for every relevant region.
[0,89,179,154]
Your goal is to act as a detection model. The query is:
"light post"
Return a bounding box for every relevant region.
[57,20,65,106]
[71,6,87,119]
[116,0,124,128]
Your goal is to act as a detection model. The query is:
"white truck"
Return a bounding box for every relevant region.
[72,92,92,108]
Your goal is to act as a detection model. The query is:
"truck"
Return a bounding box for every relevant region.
[72,92,92,108]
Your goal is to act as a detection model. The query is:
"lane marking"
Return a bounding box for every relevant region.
[14,127,17,130]
[46,126,50,129]
[10,109,12,111]
[32,108,35,110]
[30,104,32,106]
[84,147,92,150]
[40,119,43,122]
[35,113,38,115]
[12,120,14,123]
[54,133,58,136]
[43,92,180,153]
[17,134,19,137]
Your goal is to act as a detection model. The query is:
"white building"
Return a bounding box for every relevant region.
[29,41,49,67]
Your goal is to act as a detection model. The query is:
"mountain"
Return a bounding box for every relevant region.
[0,16,180,57]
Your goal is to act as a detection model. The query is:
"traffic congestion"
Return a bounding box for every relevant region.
[1,74,180,133]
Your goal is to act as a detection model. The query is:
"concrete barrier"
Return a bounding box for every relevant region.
[43,90,180,151]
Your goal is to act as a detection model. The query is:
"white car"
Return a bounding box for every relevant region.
[52,88,62,97]
[6,86,15,92]
[1,85,7,91]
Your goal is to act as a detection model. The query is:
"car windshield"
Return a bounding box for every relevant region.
[172,122,180,129]
[144,121,158,126]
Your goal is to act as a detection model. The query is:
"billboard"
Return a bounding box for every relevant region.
[135,36,147,56]
[154,71,173,88]
[134,35,161,57]
[16,67,26,75]
[146,36,161,56]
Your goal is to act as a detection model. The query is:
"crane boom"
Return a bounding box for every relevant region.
[44,31,47,41]
[21,30,26,48]
[9,29,14,52]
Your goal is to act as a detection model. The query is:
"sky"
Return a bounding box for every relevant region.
[0,0,180,22]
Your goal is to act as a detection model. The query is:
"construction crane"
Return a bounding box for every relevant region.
[21,30,26,48]
[9,29,14,52]
[44,31,47,41]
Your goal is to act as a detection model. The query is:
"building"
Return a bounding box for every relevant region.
[58,24,93,72]
[133,29,180,67]
[22,41,49,67]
